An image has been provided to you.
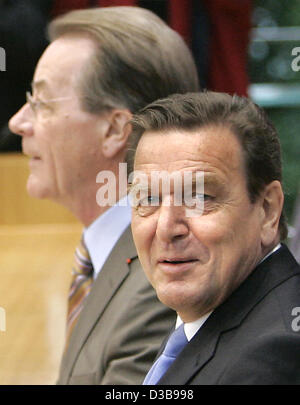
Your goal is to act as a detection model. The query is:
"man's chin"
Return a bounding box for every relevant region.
[26,174,52,200]
[156,282,189,312]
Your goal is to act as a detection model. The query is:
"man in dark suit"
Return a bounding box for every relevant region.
[129,91,300,385]
[290,189,300,264]
[8,7,199,384]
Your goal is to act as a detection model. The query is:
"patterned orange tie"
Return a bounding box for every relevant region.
[65,236,94,348]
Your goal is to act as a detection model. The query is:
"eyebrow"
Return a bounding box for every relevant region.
[31,79,50,93]
[128,172,224,194]
[202,175,225,188]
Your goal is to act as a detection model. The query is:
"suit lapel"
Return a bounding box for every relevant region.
[158,245,300,384]
[63,226,137,377]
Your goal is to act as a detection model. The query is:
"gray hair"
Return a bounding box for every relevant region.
[48,6,200,114]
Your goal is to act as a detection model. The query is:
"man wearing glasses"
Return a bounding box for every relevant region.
[9,7,199,384]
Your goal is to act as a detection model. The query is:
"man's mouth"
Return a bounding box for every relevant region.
[157,257,198,274]
[160,259,198,264]
[27,155,42,167]
[29,156,41,162]
[23,148,41,160]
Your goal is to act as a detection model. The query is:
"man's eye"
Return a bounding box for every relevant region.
[138,195,160,206]
[183,193,214,210]
[187,193,212,202]
[30,96,49,112]
[194,193,211,200]
[35,99,48,109]
[133,195,160,217]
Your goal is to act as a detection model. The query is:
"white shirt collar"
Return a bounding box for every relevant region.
[83,196,131,278]
[175,312,212,342]
[259,243,281,264]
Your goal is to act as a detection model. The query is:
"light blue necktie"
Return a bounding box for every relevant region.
[143,323,188,385]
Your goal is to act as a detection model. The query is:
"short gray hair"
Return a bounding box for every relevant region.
[48,6,200,114]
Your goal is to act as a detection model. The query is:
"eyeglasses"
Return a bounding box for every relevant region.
[26,91,73,116]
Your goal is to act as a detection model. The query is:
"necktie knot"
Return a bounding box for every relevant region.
[65,235,94,350]
[163,323,188,358]
[72,237,94,278]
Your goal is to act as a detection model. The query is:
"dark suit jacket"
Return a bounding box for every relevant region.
[57,226,176,385]
[158,244,300,385]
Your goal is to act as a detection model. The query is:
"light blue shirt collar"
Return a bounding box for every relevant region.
[83,196,131,279]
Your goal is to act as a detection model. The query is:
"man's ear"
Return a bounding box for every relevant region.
[101,109,132,158]
[260,180,284,247]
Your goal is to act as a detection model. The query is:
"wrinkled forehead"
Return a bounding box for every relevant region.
[134,127,244,173]
[131,127,249,202]
[32,35,96,97]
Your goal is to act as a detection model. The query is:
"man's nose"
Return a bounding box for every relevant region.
[155,197,189,243]
[8,103,33,137]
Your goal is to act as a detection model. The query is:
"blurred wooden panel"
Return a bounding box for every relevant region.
[0,223,82,384]
[0,153,78,225]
